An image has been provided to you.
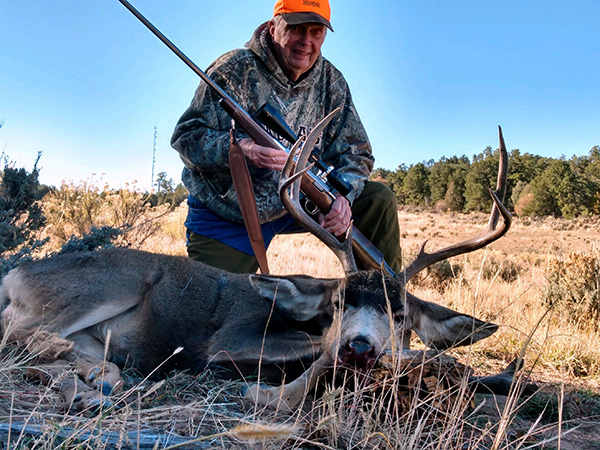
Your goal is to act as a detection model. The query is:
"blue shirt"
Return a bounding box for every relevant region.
[184,195,300,255]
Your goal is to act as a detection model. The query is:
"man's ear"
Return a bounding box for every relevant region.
[268,19,276,37]
[408,294,498,349]
[249,275,338,321]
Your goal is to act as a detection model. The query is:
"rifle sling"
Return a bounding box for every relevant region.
[228,131,270,274]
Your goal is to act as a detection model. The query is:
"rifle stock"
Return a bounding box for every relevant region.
[118,0,395,276]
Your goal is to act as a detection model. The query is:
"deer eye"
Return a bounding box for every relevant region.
[392,302,405,315]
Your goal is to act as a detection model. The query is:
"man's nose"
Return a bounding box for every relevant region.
[297,30,312,44]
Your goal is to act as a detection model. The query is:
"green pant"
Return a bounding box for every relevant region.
[187,181,401,274]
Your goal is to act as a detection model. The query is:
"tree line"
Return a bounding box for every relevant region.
[371,145,600,218]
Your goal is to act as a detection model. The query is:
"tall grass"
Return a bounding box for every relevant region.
[1,184,600,448]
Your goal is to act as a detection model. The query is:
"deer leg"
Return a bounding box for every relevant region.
[6,328,74,363]
[64,352,123,396]
[242,354,332,411]
[6,328,118,413]
[66,332,123,395]
[24,359,114,415]
[401,330,412,349]
[57,371,115,415]
[25,330,122,395]
[25,359,72,385]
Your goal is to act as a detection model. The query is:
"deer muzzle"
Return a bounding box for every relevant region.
[338,336,377,369]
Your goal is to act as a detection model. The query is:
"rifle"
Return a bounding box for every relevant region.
[117,0,395,276]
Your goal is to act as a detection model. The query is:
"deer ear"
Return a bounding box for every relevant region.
[249,275,337,321]
[409,296,498,349]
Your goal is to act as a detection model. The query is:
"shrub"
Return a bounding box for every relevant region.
[543,248,600,330]
[0,152,49,275]
[42,180,169,250]
[413,259,464,291]
[57,226,123,254]
[481,256,523,283]
[42,179,106,243]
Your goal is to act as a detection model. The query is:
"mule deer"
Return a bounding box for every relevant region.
[0,126,513,413]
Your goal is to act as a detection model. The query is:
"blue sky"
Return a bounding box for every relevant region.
[1,1,598,191]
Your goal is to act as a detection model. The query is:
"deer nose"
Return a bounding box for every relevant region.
[339,337,376,369]
[349,338,372,355]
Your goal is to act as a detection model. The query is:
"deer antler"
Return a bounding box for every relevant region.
[279,108,359,273]
[401,126,512,282]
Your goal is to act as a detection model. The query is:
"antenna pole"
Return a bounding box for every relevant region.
[151,126,157,192]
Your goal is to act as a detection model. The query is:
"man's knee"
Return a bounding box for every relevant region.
[368,180,396,204]
[353,181,398,216]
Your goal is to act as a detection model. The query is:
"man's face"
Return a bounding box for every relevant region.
[269,19,326,82]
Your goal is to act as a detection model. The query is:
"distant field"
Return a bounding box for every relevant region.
[398,210,600,256]
[267,209,600,276]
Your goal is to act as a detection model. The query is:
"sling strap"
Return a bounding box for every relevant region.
[228,131,270,274]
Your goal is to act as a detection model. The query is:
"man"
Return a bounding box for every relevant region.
[171,0,401,274]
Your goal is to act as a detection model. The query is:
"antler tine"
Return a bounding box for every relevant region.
[279,109,358,273]
[486,126,509,232]
[402,128,512,282]
[281,136,305,204]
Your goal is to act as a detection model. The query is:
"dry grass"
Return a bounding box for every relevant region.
[1,207,600,449]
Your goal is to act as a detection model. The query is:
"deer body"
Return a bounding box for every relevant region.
[1,249,319,376]
[0,127,512,412]
[0,247,497,411]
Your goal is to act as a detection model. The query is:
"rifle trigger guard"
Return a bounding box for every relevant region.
[303,199,319,215]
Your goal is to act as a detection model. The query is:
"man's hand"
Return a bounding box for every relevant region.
[319,195,352,237]
[238,138,288,171]
[238,138,351,236]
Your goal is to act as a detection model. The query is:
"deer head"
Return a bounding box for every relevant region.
[277,118,510,369]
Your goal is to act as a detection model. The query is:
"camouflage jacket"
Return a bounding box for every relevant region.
[171,22,374,224]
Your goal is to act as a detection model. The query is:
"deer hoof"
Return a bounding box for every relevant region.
[85,365,122,393]
[241,383,295,411]
[87,367,101,382]
[239,383,269,397]
[70,391,114,415]
[98,381,115,396]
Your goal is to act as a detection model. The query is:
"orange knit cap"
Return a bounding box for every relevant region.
[273,0,333,31]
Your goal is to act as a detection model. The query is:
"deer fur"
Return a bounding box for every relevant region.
[0,248,497,412]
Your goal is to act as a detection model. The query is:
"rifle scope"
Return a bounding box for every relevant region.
[256,103,353,197]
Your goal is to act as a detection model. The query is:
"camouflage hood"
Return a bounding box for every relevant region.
[171,22,373,224]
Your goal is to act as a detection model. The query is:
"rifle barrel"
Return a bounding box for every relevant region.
[117,0,249,125]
